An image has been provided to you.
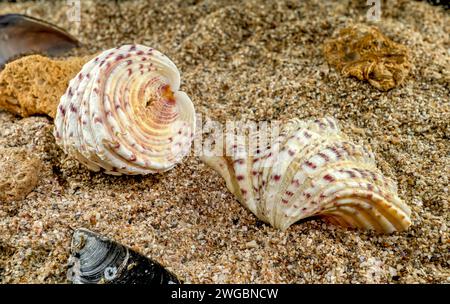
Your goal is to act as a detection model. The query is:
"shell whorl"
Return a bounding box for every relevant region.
[201,117,411,233]
[54,44,195,175]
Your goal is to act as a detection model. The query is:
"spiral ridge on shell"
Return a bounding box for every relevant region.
[54,44,195,175]
[201,117,411,233]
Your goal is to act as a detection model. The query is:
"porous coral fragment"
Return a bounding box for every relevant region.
[0,147,42,202]
[0,54,90,118]
[323,25,411,91]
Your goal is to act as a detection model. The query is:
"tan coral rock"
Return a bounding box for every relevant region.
[0,147,42,202]
[323,25,412,91]
[0,54,90,118]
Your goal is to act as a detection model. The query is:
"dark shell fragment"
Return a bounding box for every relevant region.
[67,228,181,284]
[0,14,80,67]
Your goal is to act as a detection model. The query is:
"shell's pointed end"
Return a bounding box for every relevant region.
[67,228,182,284]
[0,14,80,68]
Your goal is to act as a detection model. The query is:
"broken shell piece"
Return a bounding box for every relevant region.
[67,228,181,284]
[201,117,411,233]
[323,25,411,91]
[0,14,80,68]
[54,44,196,175]
[0,147,42,202]
[0,54,90,118]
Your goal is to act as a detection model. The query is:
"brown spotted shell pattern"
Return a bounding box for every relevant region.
[201,117,412,233]
[54,44,195,175]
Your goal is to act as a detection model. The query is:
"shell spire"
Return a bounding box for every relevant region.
[54,44,195,175]
[201,117,411,233]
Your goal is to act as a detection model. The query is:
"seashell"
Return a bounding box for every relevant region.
[0,14,80,68]
[201,117,412,233]
[67,228,181,284]
[54,44,196,175]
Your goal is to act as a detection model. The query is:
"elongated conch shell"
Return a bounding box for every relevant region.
[54,44,196,175]
[0,14,80,68]
[201,117,411,233]
[67,228,181,284]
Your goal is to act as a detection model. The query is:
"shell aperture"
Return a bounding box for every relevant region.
[54,44,195,175]
[201,117,411,233]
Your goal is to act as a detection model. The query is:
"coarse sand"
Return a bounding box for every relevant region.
[0,0,448,283]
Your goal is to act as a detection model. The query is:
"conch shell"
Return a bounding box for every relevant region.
[201,117,411,233]
[54,44,195,175]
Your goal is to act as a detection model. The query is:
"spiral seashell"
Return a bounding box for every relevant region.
[54,44,195,175]
[201,117,411,233]
[67,228,181,284]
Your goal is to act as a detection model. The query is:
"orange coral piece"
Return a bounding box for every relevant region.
[0,54,90,118]
[323,25,411,91]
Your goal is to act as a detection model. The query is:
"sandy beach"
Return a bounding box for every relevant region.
[0,0,448,283]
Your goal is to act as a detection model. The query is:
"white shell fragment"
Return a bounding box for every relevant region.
[201,117,412,233]
[54,44,195,175]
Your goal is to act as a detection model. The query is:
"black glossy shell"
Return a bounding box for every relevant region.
[67,228,181,284]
